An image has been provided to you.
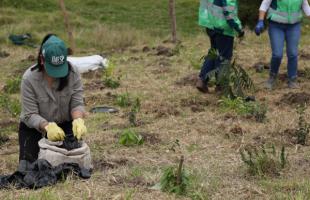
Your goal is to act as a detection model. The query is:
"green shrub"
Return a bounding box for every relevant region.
[219,97,267,122]
[119,129,144,146]
[206,50,254,99]
[240,145,288,177]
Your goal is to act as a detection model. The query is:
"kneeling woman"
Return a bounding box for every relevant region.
[19,34,87,163]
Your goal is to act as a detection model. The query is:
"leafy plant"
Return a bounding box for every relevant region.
[205,50,254,99]
[119,129,144,146]
[116,92,131,107]
[240,145,288,177]
[128,97,141,126]
[219,97,267,122]
[296,105,310,145]
[102,61,120,89]
[158,156,190,195]
[0,94,21,118]
[4,76,21,94]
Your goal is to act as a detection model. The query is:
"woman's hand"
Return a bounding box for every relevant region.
[72,118,87,140]
[44,122,65,141]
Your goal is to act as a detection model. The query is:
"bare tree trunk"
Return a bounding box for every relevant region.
[169,0,177,43]
[176,155,184,185]
[59,0,75,54]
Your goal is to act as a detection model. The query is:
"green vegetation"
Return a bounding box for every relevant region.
[158,157,189,196]
[240,145,288,177]
[3,76,21,94]
[219,97,267,122]
[0,94,21,118]
[129,97,141,127]
[102,61,120,89]
[115,92,131,107]
[119,129,144,146]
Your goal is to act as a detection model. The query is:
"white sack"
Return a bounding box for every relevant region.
[38,138,93,170]
[67,55,108,74]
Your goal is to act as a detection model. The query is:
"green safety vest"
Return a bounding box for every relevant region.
[198,0,242,37]
[267,0,303,24]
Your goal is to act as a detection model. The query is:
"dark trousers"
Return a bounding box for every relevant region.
[199,28,234,84]
[19,121,73,163]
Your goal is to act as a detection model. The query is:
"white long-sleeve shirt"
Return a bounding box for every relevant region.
[259,0,310,16]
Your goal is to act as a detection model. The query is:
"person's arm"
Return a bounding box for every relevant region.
[222,0,243,35]
[21,78,48,132]
[255,0,271,36]
[70,70,85,120]
[303,0,310,17]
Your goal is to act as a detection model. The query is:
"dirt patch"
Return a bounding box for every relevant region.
[84,80,105,91]
[93,158,129,171]
[101,121,128,131]
[0,51,10,58]
[145,103,181,118]
[0,118,18,129]
[85,92,115,107]
[140,132,161,145]
[156,45,174,57]
[142,46,151,53]
[175,73,198,87]
[0,134,10,146]
[300,50,310,60]
[279,92,310,106]
[151,59,172,74]
[180,97,209,113]
[253,62,269,73]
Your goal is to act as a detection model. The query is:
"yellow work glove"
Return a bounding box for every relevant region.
[72,118,87,140]
[45,122,65,142]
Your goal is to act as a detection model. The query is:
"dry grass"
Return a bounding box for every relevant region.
[1,27,310,200]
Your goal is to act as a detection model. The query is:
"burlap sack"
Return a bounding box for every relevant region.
[38,138,92,170]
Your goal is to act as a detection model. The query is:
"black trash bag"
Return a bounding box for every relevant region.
[0,159,91,189]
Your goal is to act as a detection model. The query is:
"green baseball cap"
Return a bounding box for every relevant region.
[42,36,68,78]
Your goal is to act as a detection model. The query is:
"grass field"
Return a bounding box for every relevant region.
[2,0,310,199]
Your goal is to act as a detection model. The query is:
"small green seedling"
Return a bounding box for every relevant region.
[102,61,121,89]
[119,129,144,146]
[116,92,131,107]
[158,156,190,195]
[240,145,288,177]
[129,97,141,126]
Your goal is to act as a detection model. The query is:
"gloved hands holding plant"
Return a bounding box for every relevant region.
[72,118,87,140]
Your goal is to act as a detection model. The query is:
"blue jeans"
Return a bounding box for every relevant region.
[268,21,301,79]
[199,28,234,84]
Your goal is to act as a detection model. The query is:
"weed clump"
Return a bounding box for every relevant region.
[119,129,144,146]
[296,105,310,145]
[129,97,141,127]
[240,145,288,177]
[115,92,131,107]
[219,97,267,122]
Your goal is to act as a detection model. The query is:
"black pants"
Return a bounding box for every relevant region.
[199,28,234,83]
[19,121,73,163]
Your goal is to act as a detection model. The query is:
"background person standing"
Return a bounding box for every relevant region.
[255,0,310,89]
[196,0,244,93]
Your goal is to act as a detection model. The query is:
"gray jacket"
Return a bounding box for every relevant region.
[20,64,85,131]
